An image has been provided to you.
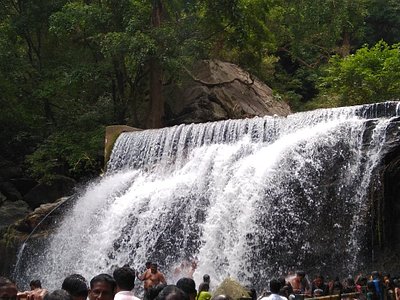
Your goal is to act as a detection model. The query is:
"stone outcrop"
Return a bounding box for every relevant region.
[166,60,291,125]
[0,155,76,275]
[0,199,67,275]
[23,175,75,209]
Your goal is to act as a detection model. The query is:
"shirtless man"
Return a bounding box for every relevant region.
[140,263,166,300]
[145,263,167,289]
[291,271,311,296]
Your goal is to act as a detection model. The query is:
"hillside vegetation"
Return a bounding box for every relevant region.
[1,0,400,182]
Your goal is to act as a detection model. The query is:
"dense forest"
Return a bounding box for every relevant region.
[1,0,400,183]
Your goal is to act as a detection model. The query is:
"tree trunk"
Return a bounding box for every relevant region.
[146,0,164,129]
[338,31,351,57]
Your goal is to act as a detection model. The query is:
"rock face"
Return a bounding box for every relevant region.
[0,199,67,276]
[0,155,76,275]
[166,60,291,125]
[23,175,76,209]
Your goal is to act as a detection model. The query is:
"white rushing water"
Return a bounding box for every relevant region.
[15,101,400,291]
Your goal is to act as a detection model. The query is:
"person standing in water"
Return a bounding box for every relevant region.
[140,263,166,300]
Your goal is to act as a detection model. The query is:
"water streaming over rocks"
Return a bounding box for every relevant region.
[14,101,400,291]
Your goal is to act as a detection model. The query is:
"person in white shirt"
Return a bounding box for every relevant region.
[113,266,141,300]
[260,279,288,300]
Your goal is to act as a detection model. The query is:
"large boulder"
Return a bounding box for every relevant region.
[166,60,291,125]
[0,198,68,276]
[0,200,31,233]
[23,175,76,209]
[213,278,251,300]
[0,156,23,180]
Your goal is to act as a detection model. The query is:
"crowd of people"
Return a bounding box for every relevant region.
[1,265,400,300]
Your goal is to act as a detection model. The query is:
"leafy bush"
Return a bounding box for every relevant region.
[319,41,400,106]
[27,127,105,183]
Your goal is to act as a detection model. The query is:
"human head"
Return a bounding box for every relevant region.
[62,274,88,300]
[44,290,72,300]
[176,278,196,300]
[371,271,380,280]
[314,275,324,286]
[203,275,210,284]
[296,271,306,279]
[113,266,136,291]
[88,274,115,300]
[269,279,281,294]
[151,263,158,274]
[146,262,152,269]
[156,285,189,300]
[332,280,342,294]
[30,280,42,290]
[0,277,17,300]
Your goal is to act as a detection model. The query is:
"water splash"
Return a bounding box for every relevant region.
[14,101,400,291]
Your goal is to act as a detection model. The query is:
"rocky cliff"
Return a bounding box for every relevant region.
[165,60,291,125]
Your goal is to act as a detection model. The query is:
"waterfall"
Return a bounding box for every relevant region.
[14,101,400,292]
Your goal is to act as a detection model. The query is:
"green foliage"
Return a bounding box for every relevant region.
[319,41,400,106]
[27,127,104,183]
[365,0,400,46]
[1,0,400,182]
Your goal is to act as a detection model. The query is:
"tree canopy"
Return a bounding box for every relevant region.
[0,0,399,182]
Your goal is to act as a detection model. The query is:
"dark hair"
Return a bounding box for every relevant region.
[296,271,306,277]
[89,274,116,291]
[148,284,167,300]
[62,274,88,298]
[315,274,324,281]
[176,278,196,295]
[371,272,380,279]
[113,266,136,291]
[156,285,189,300]
[30,280,42,289]
[270,279,281,294]
[203,275,210,283]
[44,290,73,300]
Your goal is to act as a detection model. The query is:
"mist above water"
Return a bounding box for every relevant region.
[14,102,400,291]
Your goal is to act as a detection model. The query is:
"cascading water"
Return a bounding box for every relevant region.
[14,101,400,292]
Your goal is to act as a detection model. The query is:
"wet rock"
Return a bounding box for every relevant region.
[213,278,251,300]
[0,156,23,180]
[14,199,67,234]
[0,200,31,232]
[23,176,76,209]
[0,181,22,201]
[10,178,38,196]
